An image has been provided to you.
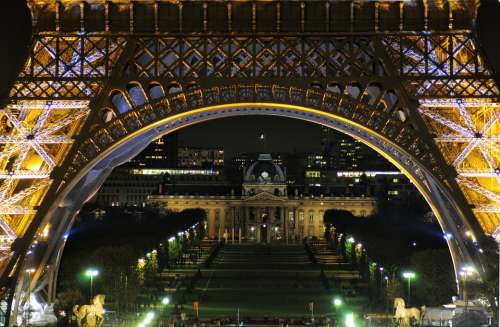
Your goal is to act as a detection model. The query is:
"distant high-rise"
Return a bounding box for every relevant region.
[321,127,391,171]
[178,147,224,168]
[129,131,179,168]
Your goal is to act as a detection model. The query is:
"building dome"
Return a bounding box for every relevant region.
[244,154,285,184]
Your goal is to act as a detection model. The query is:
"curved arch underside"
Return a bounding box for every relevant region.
[0,0,499,322]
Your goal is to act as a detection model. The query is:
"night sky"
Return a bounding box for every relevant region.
[1,1,500,158]
[178,116,328,158]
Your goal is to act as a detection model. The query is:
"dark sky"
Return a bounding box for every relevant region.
[1,1,499,158]
[178,115,328,157]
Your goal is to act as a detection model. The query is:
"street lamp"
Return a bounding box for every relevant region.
[161,296,170,324]
[402,271,416,306]
[333,297,342,308]
[345,312,356,327]
[85,269,99,301]
[144,311,155,325]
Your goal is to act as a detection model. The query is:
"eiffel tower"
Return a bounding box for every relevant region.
[0,0,499,324]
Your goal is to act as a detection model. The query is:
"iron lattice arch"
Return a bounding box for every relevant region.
[75,82,439,182]
[0,0,499,324]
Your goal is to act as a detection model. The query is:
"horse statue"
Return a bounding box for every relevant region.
[73,294,105,327]
[393,298,421,327]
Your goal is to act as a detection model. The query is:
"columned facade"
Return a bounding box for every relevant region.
[148,154,376,242]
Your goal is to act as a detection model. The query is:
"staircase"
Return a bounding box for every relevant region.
[307,239,362,285]
[308,239,349,267]
[174,239,219,267]
[157,242,368,318]
[190,243,330,317]
[212,243,312,270]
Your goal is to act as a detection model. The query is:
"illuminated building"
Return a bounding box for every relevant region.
[178,147,224,168]
[148,154,376,241]
[93,167,222,207]
[129,132,178,168]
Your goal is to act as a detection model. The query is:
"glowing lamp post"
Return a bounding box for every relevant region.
[161,296,170,324]
[85,269,99,301]
[345,312,356,327]
[402,271,416,306]
[333,297,342,308]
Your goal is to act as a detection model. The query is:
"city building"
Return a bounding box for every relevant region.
[148,154,376,242]
[92,143,225,206]
[232,152,284,172]
[178,147,224,168]
[129,132,178,168]
[92,167,222,207]
[321,128,390,171]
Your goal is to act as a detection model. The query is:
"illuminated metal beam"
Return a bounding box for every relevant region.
[0,171,50,179]
[2,111,55,167]
[457,170,500,178]
[419,108,473,137]
[30,142,55,168]
[456,99,476,131]
[457,177,500,203]
[421,107,499,170]
[0,206,37,215]
[419,99,500,108]
[473,205,500,213]
[37,110,87,137]
[435,135,500,142]
[0,150,30,201]
[453,138,481,167]
[0,145,20,162]
[0,136,73,144]
[7,100,89,110]
[0,180,50,209]
[0,220,16,239]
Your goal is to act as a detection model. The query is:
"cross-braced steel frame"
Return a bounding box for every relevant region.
[0,1,499,325]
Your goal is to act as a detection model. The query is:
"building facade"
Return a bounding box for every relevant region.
[92,167,222,207]
[178,147,224,168]
[129,132,179,168]
[148,154,376,242]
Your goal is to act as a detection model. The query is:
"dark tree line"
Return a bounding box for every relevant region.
[323,201,457,306]
[56,206,207,316]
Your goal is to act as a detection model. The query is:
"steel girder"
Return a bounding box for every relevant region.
[0,0,499,325]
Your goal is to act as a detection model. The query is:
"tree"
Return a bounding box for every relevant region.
[55,289,85,313]
[410,249,456,306]
[386,268,405,304]
[466,236,499,318]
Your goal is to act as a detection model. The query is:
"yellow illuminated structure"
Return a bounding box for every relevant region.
[0,1,498,325]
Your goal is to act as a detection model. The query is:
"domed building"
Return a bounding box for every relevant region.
[243,154,287,196]
[148,154,376,243]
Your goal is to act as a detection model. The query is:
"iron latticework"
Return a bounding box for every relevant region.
[0,1,498,325]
